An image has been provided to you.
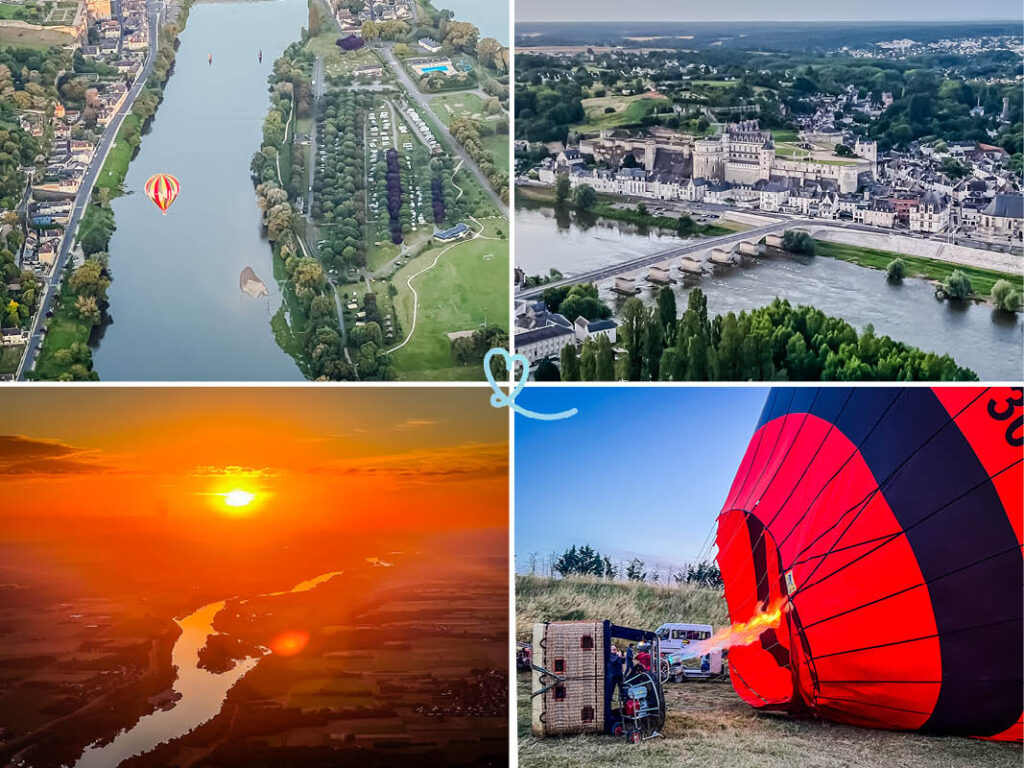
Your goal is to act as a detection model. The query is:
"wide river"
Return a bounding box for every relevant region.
[93,0,307,380]
[73,571,345,768]
[516,207,1023,380]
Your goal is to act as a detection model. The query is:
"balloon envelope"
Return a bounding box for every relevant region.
[716,387,1022,741]
[144,173,180,213]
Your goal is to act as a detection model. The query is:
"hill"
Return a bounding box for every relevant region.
[515,574,728,640]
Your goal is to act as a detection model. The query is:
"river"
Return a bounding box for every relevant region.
[515,207,1024,380]
[92,0,307,380]
[73,571,346,768]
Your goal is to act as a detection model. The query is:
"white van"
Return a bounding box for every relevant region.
[655,623,723,676]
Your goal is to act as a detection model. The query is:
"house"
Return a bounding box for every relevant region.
[418,37,442,53]
[433,222,469,242]
[909,191,950,233]
[573,316,617,345]
[0,326,28,347]
[514,324,575,364]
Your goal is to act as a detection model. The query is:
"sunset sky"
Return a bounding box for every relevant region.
[0,388,508,535]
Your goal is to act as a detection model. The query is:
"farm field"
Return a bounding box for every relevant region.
[390,218,508,380]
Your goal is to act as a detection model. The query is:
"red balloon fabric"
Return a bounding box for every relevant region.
[716,387,1022,741]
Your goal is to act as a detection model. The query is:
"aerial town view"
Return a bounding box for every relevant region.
[513,1,1024,381]
[0,387,509,767]
[0,0,509,381]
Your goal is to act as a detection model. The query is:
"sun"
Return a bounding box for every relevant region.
[221,489,256,508]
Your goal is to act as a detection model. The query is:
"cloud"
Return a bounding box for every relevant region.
[309,442,507,481]
[190,465,280,478]
[0,435,113,476]
[393,419,440,431]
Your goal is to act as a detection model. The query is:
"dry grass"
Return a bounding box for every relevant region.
[515,574,729,641]
[518,674,1021,768]
[517,575,1021,767]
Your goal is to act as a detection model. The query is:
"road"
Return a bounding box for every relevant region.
[17,0,163,379]
[378,45,508,216]
[515,220,797,299]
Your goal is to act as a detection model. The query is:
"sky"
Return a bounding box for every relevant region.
[515,0,1022,22]
[514,387,768,576]
[0,387,507,534]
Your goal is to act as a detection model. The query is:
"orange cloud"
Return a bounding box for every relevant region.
[0,435,115,476]
[308,442,506,481]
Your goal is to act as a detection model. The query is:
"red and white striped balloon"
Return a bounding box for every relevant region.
[144,173,181,214]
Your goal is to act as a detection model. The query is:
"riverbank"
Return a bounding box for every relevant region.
[516,183,735,236]
[812,239,1023,306]
[31,1,195,380]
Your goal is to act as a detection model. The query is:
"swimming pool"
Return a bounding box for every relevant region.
[422,65,449,73]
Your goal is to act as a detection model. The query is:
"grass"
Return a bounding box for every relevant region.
[430,92,489,125]
[515,574,728,642]
[0,345,23,375]
[813,239,1024,299]
[305,32,384,78]
[517,575,1021,768]
[32,295,92,380]
[575,94,667,132]
[517,673,1021,768]
[389,219,508,380]
[481,133,510,174]
[95,114,141,191]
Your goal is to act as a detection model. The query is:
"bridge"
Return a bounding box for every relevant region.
[515,219,810,300]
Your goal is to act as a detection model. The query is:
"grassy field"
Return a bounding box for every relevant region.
[389,218,508,380]
[305,31,383,77]
[95,114,141,191]
[31,296,92,380]
[517,575,1020,768]
[813,239,1024,299]
[515,574,728,641]
[575,94,668,132]
[517,674,1020,768]
[481,133,509,174]
[0,344,23,375]
[430,92,489,124]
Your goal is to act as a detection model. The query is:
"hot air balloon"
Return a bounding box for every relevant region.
[144,173,180,214]
[715,387,1022,742]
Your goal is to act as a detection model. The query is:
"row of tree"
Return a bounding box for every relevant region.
[548,545,723,587]
[549,287,977,382]
[448,117,509,203]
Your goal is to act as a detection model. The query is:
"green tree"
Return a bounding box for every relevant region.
[656,286,676,340]
[991,279,1021,312]
[534,357,560,381]
[625,558,647,582]
[560,343,581,381]
[619,297,647,381]
[572,183,598,211]
[595,334,615,380]
[941,270,972,301]
[554,174,571,205]
[579,339,596,380]
[782,230,815,255]
[886,258,906,282]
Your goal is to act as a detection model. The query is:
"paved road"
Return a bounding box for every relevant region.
[515,220,804,300]
[18,0,163,379]
[378,45,508,216]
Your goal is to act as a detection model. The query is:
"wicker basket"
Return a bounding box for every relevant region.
[531,621,606,737]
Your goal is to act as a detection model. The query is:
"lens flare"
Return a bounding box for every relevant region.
[270,630,309,656]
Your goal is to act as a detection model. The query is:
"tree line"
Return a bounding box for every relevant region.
[548,287,977,382]
[538,544,723,588]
